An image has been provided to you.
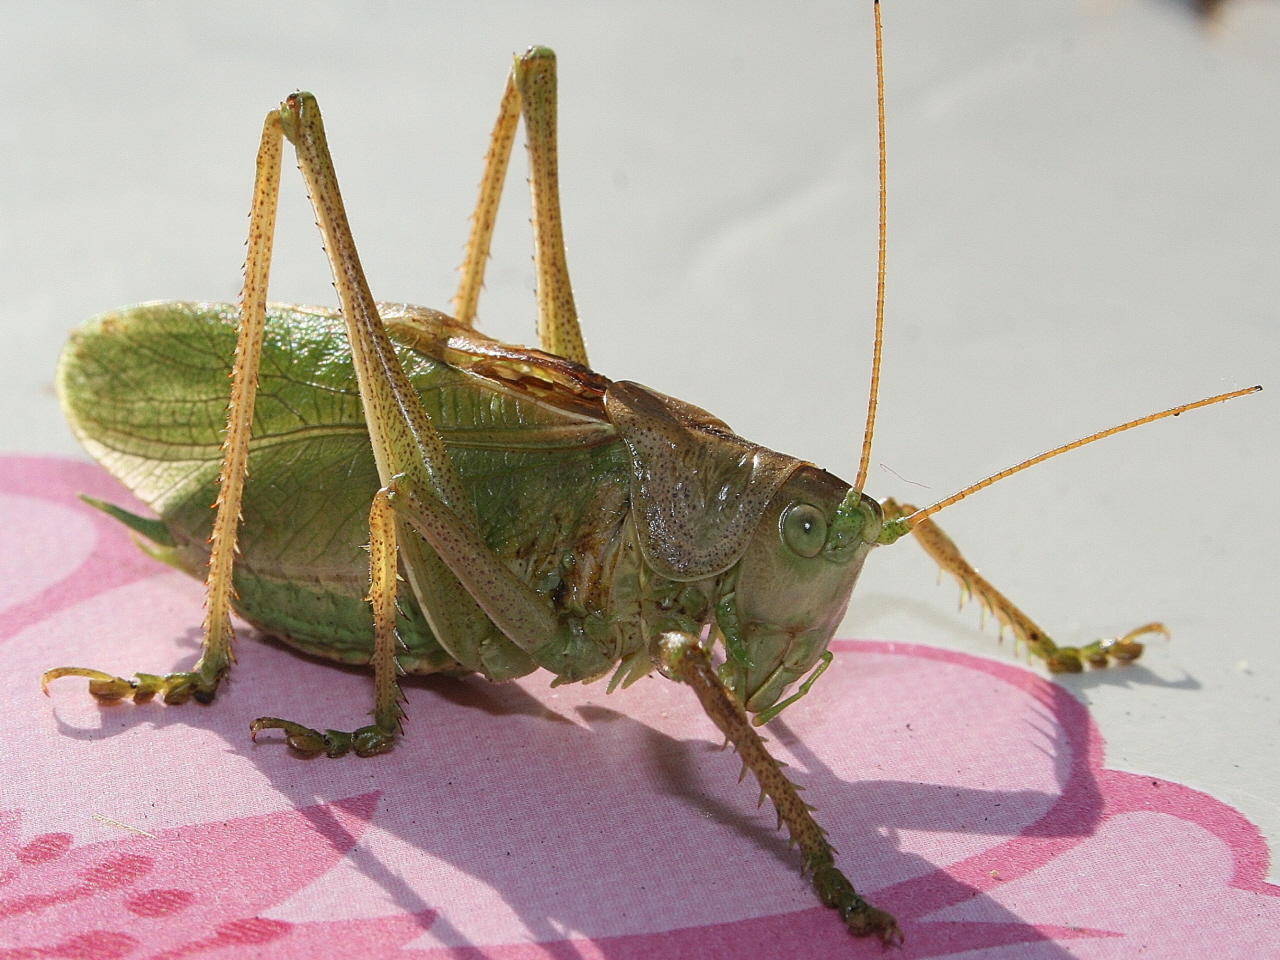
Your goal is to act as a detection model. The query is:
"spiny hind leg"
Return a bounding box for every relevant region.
[42,110,287,706]
[252,491,404,758]
[275,90,533,682]
[453,47,588,365]
[250,88,542,755]
[883,498,1169,672]
[656,632,902,946]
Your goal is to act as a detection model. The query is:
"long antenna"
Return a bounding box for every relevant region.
[854,0,887,492]
[882,385,1261,537]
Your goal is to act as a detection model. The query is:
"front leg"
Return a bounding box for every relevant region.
[656,632,902,946]
[883,498,1167,671]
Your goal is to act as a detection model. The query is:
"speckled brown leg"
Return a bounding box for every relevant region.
[42,110,286,707]
[452,47,586,366]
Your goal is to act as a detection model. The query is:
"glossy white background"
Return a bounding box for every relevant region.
[1,0,1277,882]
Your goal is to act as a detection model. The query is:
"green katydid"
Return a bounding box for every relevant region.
[41,6,1259,945]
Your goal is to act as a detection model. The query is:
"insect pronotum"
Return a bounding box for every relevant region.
[42,3,1259,944]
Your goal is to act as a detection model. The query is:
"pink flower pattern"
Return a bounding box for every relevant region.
[0,794,433,959]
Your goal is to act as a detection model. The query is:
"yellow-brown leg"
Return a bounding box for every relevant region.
[43,110,285,706]
[276,92,531,684]
[883,498,1167,672]
[451,47,588,365]
[251,86,540,753]
[453,70,520,329]
[251,489,405,757]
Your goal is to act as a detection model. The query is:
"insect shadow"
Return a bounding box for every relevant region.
[50,628,1104,956]
[636,709,1092,956]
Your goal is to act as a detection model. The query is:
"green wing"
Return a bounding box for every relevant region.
[59,301,628,671]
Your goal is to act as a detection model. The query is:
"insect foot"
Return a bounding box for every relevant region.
[41,667,216,705]
[1060,622,1169,671]
[812,859,903,946]
[249,718,395,758]
[656,632,902,945]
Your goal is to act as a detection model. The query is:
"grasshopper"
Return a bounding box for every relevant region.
[42,5,1257,945]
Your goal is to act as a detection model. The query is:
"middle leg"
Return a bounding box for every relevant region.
[252,488,405,757]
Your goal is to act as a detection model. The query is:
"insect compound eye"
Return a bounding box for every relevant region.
[781,502,828,559]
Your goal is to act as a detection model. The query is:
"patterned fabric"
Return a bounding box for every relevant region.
[3,455,1277,958]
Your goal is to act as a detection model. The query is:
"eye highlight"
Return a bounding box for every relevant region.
[781,502,828,558]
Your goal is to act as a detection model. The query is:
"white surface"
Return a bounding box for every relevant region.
[2,0,1277,880]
